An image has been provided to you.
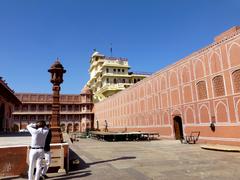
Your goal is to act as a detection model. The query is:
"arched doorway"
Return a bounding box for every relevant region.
[60,124,66,132]
[13,124,19,132]
[173,116,184,140]
[0,103,5,131]
[67,123,72,133]
[74,123,79,132]
[81,123,85,132]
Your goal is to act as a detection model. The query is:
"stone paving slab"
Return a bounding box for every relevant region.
[59,139,240,180]
[1,137,240,180]
[201,144,240,152]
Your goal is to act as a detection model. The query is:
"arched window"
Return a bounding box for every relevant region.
[106,68,109,73]
[212,75,225,97]
[196,81,207,100]
[114,79,117,84]
[232,69,240,93]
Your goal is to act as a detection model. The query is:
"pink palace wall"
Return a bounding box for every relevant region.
[94,26,240,146]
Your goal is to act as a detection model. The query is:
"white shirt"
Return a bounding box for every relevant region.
[27,123,49,148]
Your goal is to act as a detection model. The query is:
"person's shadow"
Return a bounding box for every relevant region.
[0,148,136,180]
[49,148,136,179]
[69,148,136,170]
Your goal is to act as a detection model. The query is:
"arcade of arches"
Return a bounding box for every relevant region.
[12,91,94,133]
[0,78,21,132]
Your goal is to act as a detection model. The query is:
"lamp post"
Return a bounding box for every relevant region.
[48,59,66,143]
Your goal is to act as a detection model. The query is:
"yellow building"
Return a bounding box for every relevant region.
[87,51,150,102]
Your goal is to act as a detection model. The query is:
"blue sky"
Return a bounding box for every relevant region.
[1,0,240,94]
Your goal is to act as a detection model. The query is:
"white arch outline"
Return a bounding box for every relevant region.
[231,69,240,94]
[193,58,206,80]
[196,80,208,101]
[160,75,167,90]
[208,50,223,74]
[199,104,211,124]
[215,101,230,123]
[235,99,240,123]
[211,74,226,98]
[169,88,180,107]
[184,106,195,125]
[181,65,191,84]
[162,111,169,126]
[169,70,178,88]
[227,42,240,68]
[182,84,193,103]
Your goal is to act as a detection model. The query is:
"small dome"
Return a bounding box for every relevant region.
[91,51,104,58]
[81,86,92,94]
[50,59,65,69]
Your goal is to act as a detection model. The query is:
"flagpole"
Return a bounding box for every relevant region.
[110,43,112,56]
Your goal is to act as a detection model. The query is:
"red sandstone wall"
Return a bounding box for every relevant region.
[0,146,28,176]
[0,144,69,177]
[94,27,240,146]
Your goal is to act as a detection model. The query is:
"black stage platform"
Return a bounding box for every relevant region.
[90,131,160,141]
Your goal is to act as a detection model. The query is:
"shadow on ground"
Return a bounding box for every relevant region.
[0,147,136,180]
[48,147,136,179]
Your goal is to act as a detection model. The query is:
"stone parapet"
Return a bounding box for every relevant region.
[0,143,69,177]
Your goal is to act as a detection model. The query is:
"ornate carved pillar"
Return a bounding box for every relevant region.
[48,60,66,143]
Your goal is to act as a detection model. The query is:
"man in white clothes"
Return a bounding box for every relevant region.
[27,120,49,180]
[41,125,52,179]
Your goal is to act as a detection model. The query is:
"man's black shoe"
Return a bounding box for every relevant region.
[39,176,45,180]
[43,174,49,179]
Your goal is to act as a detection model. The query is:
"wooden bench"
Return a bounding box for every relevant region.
[184,131,200,144]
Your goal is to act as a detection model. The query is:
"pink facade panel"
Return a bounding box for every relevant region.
[95,27,240,145]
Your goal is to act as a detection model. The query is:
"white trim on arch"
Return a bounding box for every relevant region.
[168,69,179,88]
[195,79,209,101]
[160,91,169,109]
[160,74,168,91]
[193,57,206,80]
[180,64,191,85]
[234,98,240,123]
[226,41,240,68]
[208,48,223,74]
[184,106,196,125]
[182,83,194,103]
[169,88,181,107]
[198,103,211,124]
[211,73,227,98]
[162,110,169,126]
[215,100,230,123]
[230,68,240,95]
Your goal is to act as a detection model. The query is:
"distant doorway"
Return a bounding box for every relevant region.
[173,116,184,140]
[60,124,66,132]
[67,124,73,133]
[13,124,19,132]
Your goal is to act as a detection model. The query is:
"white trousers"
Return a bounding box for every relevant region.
[42,151,52,175]
[28,149,44,180]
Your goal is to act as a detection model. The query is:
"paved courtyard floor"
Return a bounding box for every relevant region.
[66,139,240,180]
[2,138,240,180]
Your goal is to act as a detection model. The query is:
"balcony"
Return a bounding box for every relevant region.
[102,60,130,68]
[97,83,131,94]
[102,73,131,77]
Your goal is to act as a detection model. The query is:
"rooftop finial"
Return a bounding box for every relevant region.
[110,43,113,56]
